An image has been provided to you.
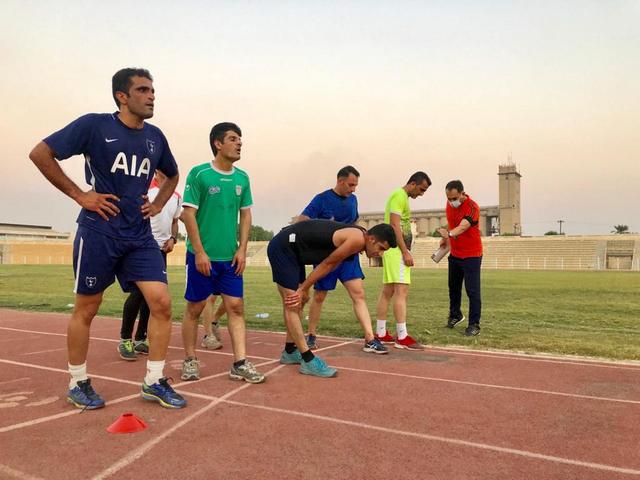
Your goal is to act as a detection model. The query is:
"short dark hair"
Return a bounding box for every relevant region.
[445,180,464,192]
[337,165,360,179]
[408,171,431,187]
[367,223,397,248]
[112,68,153,108]
[209,122,242,156]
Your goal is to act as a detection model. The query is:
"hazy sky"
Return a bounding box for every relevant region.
[1,0,638,236]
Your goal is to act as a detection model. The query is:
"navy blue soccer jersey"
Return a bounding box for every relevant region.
[44,113,178,239]
[301,189,359,224]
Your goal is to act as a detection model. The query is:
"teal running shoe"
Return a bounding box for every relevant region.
[67,379,105,410]
[299,356,337,378]
[141,378,186,409]
[279,349,302,365]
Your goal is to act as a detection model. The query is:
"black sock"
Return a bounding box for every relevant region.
[285,342,297,354]
[233,359,246,368]
[301,350,315,363]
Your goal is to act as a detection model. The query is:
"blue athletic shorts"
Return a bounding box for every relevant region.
[267,232,305,291]
[184,251,243,302]
[313,254,364,291]
[72,225,166,295]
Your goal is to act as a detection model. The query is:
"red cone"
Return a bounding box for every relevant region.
[107,413,147,434]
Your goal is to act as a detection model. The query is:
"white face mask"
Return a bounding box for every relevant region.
[449,199,461,208]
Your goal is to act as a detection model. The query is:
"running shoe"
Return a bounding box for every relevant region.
[374,331,395,344]
[305,334,319,350]
[464,324,481,336]
[118,339,137,361]
[229,361,266,384]
[67,379,105,410]
[134,339,149,355]
[141,377,186,409]
[394,335,425,351]
[299,356,337,378]
[280,349,303,364]
[211,322,222,341]
[201,334,223,350]
[447,315,466,329]
[181,357,200,381]
[363,338,389,354]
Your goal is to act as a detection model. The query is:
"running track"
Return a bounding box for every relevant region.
[0,309,639,479]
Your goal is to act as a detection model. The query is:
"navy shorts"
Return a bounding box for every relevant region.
[313,254,364,291]
[267,232,305,291]
[184,251,243,302]
[72,225,166,295]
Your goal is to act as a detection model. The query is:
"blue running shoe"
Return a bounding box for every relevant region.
[299,356,337,378]
[280,349,303,364]
[67,379,105,410]
[363,338,389,355]
[141,377,186,409]
[305,334,318,350]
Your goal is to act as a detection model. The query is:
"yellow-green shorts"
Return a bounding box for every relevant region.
[382,247,411,284]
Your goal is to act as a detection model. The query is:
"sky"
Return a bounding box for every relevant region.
[1,0,638,236]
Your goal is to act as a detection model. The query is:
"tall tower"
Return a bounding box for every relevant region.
[498,162,522,235]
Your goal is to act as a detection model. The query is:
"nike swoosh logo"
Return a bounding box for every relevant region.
[162,271,167,274]
[105,138,118,143]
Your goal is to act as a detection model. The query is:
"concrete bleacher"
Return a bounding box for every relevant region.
[410,235,639,271]
[1,235,638,271]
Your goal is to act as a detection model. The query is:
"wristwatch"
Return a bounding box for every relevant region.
[448,231,456,239]
[169,236,177,243]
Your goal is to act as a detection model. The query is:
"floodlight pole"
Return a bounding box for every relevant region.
[557,220,564,235]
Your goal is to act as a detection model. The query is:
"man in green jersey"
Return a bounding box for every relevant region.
[180,122,265,384]
[375,171,431,350]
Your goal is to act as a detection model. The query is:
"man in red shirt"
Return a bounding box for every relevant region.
[437,180,483,336]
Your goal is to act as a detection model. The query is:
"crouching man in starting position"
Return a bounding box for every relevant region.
[267,220,396,377]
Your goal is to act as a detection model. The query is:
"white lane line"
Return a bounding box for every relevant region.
[90,364,287,480]
[2,332,639,410]
[3,324,640,371]
[429,346,640,370]
[337,366,640,405]
[0,377,30,386]
[223,399,640,476]
[0,357,281,433]
[0,393,139,433]
[21,348,66,356]
[90,341,354,478]
[0,327,275,362]
[0,464,46,480]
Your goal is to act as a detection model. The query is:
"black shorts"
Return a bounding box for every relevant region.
[267,231,305,291]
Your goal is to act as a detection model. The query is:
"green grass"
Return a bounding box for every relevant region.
[1,265,639,360]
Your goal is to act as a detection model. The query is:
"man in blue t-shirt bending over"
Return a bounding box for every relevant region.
[29,68,186,410]
[295,166,387,354]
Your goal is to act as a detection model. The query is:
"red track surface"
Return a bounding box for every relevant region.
[1,308,639,479]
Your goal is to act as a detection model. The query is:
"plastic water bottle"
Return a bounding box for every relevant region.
[255,313,270,318]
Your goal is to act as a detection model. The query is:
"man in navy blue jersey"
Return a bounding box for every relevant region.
[29,68,186,410]
[294,166,387,354]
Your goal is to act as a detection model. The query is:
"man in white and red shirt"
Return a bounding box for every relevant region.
[119,170,182,359]
[438,180,483,336]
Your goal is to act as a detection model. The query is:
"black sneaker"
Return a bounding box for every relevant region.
[363,338,389,355]
[464,324,480,336]
[447,315,465,329]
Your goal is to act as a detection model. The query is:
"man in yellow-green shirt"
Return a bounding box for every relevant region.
[375,171,431,350]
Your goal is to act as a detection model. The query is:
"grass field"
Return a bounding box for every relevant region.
[1,265,639,360]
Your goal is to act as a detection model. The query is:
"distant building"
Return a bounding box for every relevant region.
[0,223,71,241]
[358,164,522,237]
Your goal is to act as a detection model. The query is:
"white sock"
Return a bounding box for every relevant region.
[376,320,387,337]
[68,362,87,389]
[144,360,165,386]
[396,323,408,341]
